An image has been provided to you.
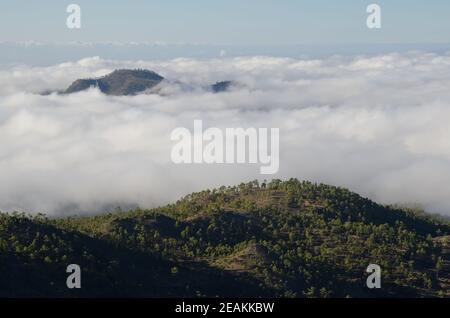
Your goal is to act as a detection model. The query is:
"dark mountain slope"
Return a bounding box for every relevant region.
[0,213,269,297]
[211,81,234,93]
[64,69,164,96]
[63,69,236,96]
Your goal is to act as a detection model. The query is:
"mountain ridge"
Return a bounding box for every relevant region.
[62,69,236,96]
[1,179,449,297]
[64,69,164,96]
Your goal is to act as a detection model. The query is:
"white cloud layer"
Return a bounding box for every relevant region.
[1,53,450,215]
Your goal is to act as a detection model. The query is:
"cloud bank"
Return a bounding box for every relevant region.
[1,53,450,215]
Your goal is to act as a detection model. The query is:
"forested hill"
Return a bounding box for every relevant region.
[1,179,449,297]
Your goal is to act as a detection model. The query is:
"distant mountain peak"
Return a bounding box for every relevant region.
[63,68,236,96]
[106,69,163,81]
[210,81,234,93]
[64,69,164,96]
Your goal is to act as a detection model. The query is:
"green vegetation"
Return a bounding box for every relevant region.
[1,179,449,297]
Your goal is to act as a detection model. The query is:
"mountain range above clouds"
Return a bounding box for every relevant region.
[4,53,450,217]
[61,69,235,96]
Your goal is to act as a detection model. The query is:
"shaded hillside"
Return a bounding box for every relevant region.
[64,69,164,96]
[63,69,236,96]
[210,81,234,93]
[0,213,268,297]
[1,179,449,297]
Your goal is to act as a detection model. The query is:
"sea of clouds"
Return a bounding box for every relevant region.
[1,52,450,216]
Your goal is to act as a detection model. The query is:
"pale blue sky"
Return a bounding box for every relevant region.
[0,0,450,45]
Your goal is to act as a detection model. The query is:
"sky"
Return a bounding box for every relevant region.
[0,0,450,45]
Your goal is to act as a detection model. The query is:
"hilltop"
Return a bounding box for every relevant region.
[1,179,449,297]
[63,69,236,96]
[64,69,164,96]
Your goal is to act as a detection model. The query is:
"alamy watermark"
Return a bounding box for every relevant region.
[66,264,81,289]
[66,4,81,29]
[366,264,381,289]
[171,120,279,175]
[367,4,381,29]
[65,4,381,32]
